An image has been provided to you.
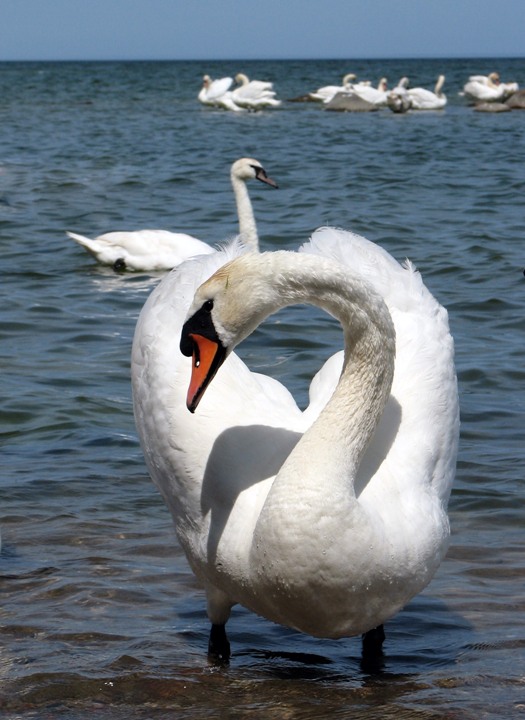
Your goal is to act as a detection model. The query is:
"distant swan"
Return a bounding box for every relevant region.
[308,73,357,102]
[131,227,459,660]
[347,77,389,106]
[462,72,518,103]
[407,75,447,110]
[67,158,277,271]
[232,73,281,109]
[198,75,244,112]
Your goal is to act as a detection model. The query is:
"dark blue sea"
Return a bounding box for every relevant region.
[1,58,524,719]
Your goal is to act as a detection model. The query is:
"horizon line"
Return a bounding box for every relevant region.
[1,54,524,63]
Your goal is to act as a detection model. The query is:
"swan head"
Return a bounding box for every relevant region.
[202,74,212,88]
[180,253,275,412]
[378,77,388,90]
[488,72,500,86]
[230,157,278,188]
[235,73,249,85]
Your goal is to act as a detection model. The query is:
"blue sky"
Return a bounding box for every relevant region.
[1,0,524,61]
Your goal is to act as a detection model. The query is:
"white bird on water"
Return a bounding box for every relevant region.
[462,72,518,103]
[197,75,244,112]
[131,224,459,662]
[67,158,277,271]
[345,77,389,106]
[308,73,357,103]
[407,75,447,110]
[231,73,281,109]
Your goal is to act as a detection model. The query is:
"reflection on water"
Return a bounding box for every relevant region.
[1,57,524,719]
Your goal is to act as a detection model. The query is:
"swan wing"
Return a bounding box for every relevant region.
[206,76,234,100]
[351,85,388,106]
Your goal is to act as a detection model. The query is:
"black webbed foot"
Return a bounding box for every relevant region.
[208,623,230,664]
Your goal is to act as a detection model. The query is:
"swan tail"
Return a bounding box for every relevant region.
[66,231,99,257]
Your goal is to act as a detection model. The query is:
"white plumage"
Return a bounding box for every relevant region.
[131,226,459,658]
[197,75,244,112]
[308,73,357,102]
[462,72,518,102]
[231,73,281,109]
[407,75,447,110]
[67,157,277,271]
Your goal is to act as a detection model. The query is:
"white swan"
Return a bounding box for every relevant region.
[197,75,244,112]
[308,73,357,102]
[131,227,459,660]
[462,72,518,102]
[346,77,389,106]
[407,75,447,110]
[67,158,277,271]
[232,74,281,110]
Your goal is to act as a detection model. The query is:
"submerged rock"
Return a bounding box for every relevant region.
[473,102,511,113]
[505,90,525,109]
[324,92,378,112]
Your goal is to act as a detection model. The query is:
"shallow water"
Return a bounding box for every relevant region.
[1,58,525,719]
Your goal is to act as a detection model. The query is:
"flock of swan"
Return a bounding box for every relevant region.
[198,70,523,113]
[68,157,460,662]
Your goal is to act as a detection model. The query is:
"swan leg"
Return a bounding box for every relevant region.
[360,624,385,673]
[205,582,233,662]
[208,623,231,663]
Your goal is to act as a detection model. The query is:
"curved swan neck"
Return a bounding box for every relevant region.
[231,169,258,251]
[435,75,445,95]
[219,251,396,478]
[271,253,395,480]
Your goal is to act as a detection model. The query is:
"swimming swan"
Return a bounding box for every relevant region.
[232,73,281,109]
[131,227,459,661]
[67,158,277,271]
[346,77,389,106]
[197,75,243,112]
[308,73,357,102]
[407,75,447,110]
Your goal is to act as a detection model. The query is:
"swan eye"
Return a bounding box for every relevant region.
[203,299,214,313]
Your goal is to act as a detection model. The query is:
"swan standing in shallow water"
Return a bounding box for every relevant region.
[132,227,459,660]
[67,158,277,271]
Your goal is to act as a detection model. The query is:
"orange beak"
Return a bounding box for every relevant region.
[185,333,226,413]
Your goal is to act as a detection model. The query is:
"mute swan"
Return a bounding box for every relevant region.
[67,158,277,271]
[406,75,447,111]
[232,74,281,110]
[462,72,518,103]
[308,73,357,102]
[198,75,244,112]
[346,77,389,106]
[132,227,459,661]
